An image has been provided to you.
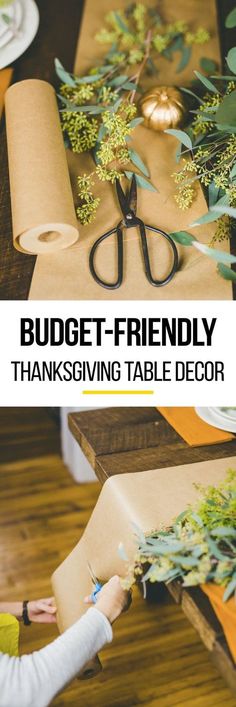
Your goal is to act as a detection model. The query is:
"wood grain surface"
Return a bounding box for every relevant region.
[0,406,235,704]
[68,407,236,483]
[0,0,235,299]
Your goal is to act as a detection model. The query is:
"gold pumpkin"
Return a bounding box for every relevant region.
[139,86,186,131]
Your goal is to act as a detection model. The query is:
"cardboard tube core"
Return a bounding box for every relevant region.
[38,232,60,243]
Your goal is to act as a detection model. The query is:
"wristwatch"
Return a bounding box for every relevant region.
[22,600,31,626]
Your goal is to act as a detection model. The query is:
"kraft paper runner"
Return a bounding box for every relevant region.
[5,80,79,254]
[30,0,232,300]
[52,456,236,674]
[157,407,234,446]
[0,68,12,119]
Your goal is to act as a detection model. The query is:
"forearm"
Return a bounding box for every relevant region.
[0,603,23,620]
[0,608,112,707]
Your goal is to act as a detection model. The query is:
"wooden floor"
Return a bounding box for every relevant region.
[0,409,235,706]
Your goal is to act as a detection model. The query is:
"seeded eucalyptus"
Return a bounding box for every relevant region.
[56,3,211,225]
[168,7,236,252]
[122,470,236,602]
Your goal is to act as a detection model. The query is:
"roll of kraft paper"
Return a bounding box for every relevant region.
[52,456,234,678]
[5,79,79,254]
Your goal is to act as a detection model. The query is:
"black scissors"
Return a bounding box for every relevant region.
[89,175,178,290]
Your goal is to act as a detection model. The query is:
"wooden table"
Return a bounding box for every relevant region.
[0,0,236,299]
[68,407,236,694]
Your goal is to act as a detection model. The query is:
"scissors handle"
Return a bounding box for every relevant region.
[139,222,178,287]
[89,226,123,290]
[91,581,103,604]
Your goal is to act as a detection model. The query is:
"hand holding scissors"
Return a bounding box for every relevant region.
[87,562,103,604]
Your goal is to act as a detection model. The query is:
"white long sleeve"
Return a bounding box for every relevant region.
[0,608,112,707]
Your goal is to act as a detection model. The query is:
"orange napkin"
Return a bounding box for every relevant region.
[157,407,234,446]
[0,68,13,119]
[202,583,236,663]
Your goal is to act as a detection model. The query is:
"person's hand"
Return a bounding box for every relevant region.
[84,575,131,624]
[27,598,57,624]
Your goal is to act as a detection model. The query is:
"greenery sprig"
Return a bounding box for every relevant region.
[167,7,236,265]
[56,3,211,225]
[121,470,236,602]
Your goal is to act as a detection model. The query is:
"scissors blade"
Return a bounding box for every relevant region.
[128,173,137,214]
[116,175,137,216]
[87,561,99,586]
[115,178,131,218]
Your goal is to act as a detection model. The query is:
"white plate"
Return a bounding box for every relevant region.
[195,407,236,433]
[0,1,23,49]
[212,407,236,423]
[0,0,39,69]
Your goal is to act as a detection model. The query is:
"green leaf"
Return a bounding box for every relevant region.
[2,12,10,25]
[194,243,236,265]
[170,231,197,246]
[129,117,144,128]
[129,149,149,177]
[58,95,105,114]
[55,58,76,87]
[211,74,236,80]
[98,65,114,74]
[218,263,236,282]
[76,74,101,84]
[216,123,236,133]
[97,124,107,141]
[223,576,236,602]
[132,522,146,544]
[109,97,123,113]
[180,86,204,104]
[170,555,199,567]
[189,210,220,227]
[212,204,236,218]
[208,181,219,207]
[169,35,184,54]
[114,11,130,34]
[208,538,227,561]
[230,163,236,179]
[226,47,236,73]
[200,57,218,74]
[194,70,218,94]
[191,512,204,527]
[225,7,236,27]
[134,174,157,192]
[109,75,128,86]
[176,45,192,73]
[175,142,182,163]
[211,526,236,538]
[174,510,188,525]
[164,129,192,150]
[122,81,140,91]
[215,89,236,126]
[92,143,102,166]
[124,170,133,180]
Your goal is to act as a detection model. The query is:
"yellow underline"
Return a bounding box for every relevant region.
[82,390,154,395]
